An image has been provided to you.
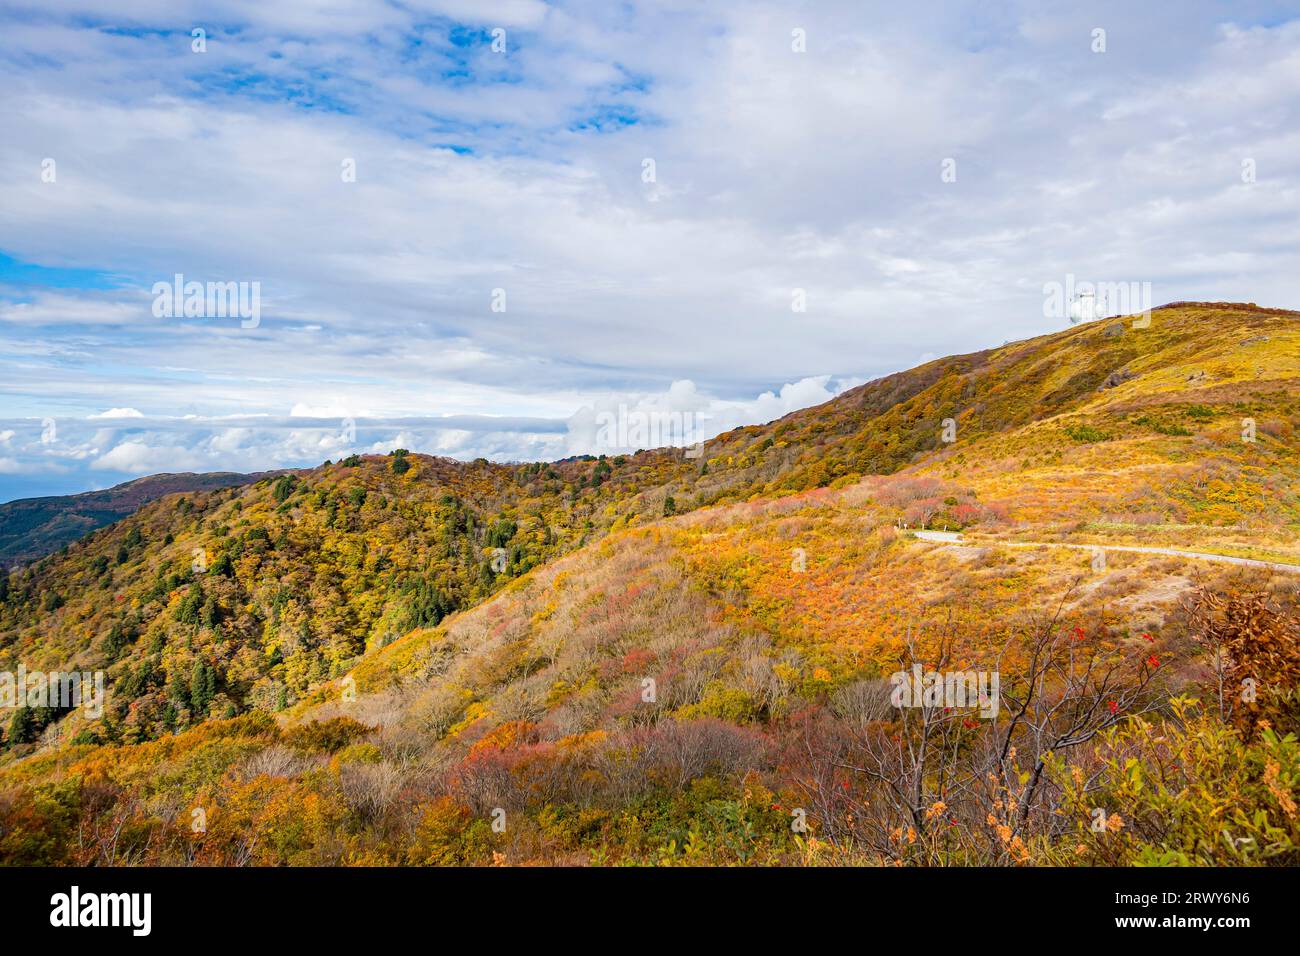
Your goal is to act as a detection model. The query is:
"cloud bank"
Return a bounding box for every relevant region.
[1,1,1298,499]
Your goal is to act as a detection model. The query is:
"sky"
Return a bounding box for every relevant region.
[1,0,1298,502]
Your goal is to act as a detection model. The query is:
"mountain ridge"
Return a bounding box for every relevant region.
[0,307,1295,725]
[1,301,1297,866]
[0,470,286,569]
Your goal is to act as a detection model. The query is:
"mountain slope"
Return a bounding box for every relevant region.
[1,302,1298,865]
[1,302,1297,745]
[0,471,281,569]
[4,456,1297,865]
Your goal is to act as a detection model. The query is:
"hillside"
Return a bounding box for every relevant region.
[1,302,1298,866]
[0,471,281,569]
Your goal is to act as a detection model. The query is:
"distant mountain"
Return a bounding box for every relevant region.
[0,471,281,568]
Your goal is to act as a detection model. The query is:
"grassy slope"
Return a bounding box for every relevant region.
[1,302,1298,866]
[2,302,1296,742]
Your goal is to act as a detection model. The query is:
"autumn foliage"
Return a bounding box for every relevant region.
[1,303,1298,865]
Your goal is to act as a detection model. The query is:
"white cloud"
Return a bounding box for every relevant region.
[563,375,852,456]
[88,407,144,419]
[0,2,1298,499]
[0,293,143,326]
[92,441,205,474]
[290,402,367,419]
[406,0,549,29]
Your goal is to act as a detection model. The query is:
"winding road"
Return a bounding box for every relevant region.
[910,530,1300,574]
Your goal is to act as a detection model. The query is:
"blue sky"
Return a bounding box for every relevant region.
[2,0,1299,501]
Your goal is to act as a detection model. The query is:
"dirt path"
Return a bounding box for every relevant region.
[910,530,1300,574]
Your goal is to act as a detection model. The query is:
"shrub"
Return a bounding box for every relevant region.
[1048,699,1300,865]
[272,474,299,502]
[283,717,373,754]
[1065,423,1111,442]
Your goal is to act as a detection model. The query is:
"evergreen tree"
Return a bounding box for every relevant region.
[6,706,36,746]
[101,622,129,660]
[201,597,221,629]
[272,474,298,502]
[175,583,204,625]
[6,706,55,746]
[403,579,457,629]
[191,661,213,716]
[486,517,517,547]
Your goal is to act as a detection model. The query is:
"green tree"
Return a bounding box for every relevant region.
[7,706,55,746]
[486,518,517,548]
[190,661,215,716]
[6,707,36,745]
[201,597,222,629]
[175,583,204,625]
[101,622,129,660]
[402,579,457,630]
[272,474,298,502]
